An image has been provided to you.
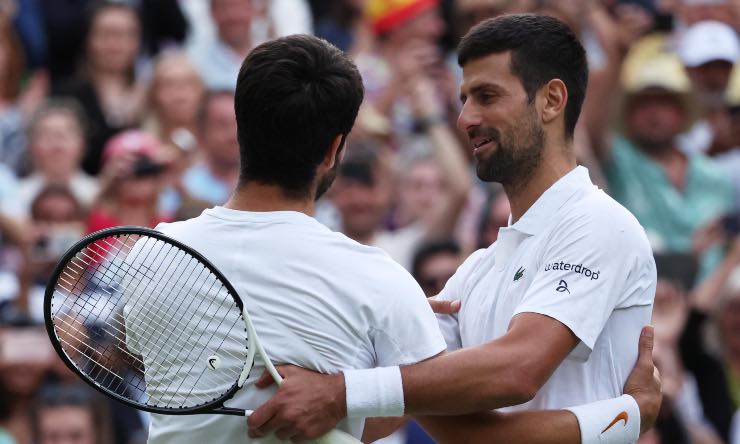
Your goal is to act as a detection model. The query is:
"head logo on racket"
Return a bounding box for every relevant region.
[208,355,220,370]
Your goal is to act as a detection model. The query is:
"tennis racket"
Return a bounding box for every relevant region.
[44,226,361,444]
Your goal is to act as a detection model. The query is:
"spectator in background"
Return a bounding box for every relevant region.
[31,384,114,444]
[647,269,725,444]
[55,1,144,175]
[18,101,98,213]
[19,185,85,322]
[357,0,456,139]
[190,0,253,90]
[181,91,240,207]
[87,130,171,232]
[678,20,740,157]
[411,238,461,297]
[0,17,28,174]
[723,69,740,207]
[143,52,205,216]
[332,139,468,270]
[475,185,510,250]
[312,0,366,52]
[0,326,53,444]
[143,52,203,157]
[594,46,734,280]
[640,233,740,443]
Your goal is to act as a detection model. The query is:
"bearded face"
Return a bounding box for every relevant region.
[470,102,545,187]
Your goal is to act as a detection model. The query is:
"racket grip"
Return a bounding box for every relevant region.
[315,429,363,444]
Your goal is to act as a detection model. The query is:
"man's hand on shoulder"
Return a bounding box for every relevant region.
[247,366,346,441]
[428,297,460,314]
[624,326,662,435]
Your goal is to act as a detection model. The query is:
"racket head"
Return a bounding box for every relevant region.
[44,226,253,415]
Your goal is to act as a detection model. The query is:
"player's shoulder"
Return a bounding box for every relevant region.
[554,187,652,254]
[564,187,646,235]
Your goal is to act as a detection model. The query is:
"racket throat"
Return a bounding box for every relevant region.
[238,306,284,388]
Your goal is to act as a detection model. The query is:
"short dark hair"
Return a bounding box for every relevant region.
[234,34,364,197]
[457,14,588,139]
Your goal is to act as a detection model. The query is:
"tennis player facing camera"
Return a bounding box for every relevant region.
[246,15,659,444]
[146,32,659,443]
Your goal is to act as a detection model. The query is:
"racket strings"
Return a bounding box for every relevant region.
[94,235,249,406]
[58,238,247,404]
[50,233,251,411]
[56,236,246,406]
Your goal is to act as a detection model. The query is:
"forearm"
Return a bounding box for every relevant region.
[401,343,537,415]
[416,410,580,444]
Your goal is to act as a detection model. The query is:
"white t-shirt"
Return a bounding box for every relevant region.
[135,207,446,444]
[436,166,656,410]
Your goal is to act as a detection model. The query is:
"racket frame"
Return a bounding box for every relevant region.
[44,226,255,416]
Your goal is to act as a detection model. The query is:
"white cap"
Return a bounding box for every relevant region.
[679,20,740,67]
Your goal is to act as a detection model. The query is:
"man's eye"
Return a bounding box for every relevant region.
[478,94,494,103]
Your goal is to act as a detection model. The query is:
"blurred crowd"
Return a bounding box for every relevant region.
[0,0,739,443]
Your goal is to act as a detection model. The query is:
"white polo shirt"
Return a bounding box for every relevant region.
[136,207,446,443]
[436,166,656,409]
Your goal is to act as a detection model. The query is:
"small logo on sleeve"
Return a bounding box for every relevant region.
[556,280,570,293]
[513,266,525,282]
[544,261,600,280]
[601,411,628,434]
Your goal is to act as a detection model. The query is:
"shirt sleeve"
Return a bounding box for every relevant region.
[512,210,653,361]
[371,267,447,367]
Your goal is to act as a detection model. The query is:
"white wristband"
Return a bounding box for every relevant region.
[343,366,404,418]
[565,394,641,444]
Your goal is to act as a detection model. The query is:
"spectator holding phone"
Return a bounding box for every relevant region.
[87,130,171,233]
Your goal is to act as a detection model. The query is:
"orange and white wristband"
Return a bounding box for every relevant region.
[565,394,641,444]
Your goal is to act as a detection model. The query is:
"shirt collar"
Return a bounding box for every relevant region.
[507,166,593,236]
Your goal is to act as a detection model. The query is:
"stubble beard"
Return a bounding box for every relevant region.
[475,108,545,193]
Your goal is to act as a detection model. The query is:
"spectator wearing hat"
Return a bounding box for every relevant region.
[87,130,171,233]
[591,45,734,280]
[678,20,740,157]
[18,100,98,215]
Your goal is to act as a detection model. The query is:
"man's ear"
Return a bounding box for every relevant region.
[322,134,345,170]
[539,79,568,125]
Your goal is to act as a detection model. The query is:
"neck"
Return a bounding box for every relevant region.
[506,147,576,223]
[225,182,315,215]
